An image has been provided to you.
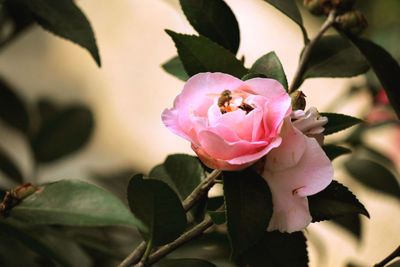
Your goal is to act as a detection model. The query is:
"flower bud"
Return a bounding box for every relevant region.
[336,10,368,35]
[303,0,331,16]
[331,0,356,11]
[290,91,306,111]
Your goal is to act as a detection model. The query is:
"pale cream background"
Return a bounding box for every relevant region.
[0,0,398,266]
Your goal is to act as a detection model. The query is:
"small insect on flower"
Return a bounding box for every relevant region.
[0,183,38,217]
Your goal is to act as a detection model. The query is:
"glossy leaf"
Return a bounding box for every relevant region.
[22,0,101,66]
[332,214,361,240]
[238,231,308,267]
[322,144,352,161]
[10,180,144,229]
[162,56,189,81]
[223,169,272,259]
[0,146,24,184]
[263,0,308,43]
[155,258,217,267]
[0,78,29,134]
[344,158,400,199]
[303,35,369,79]
[250,51,288,90]
[127,174,187,246]
[32,105,94,163]
[179,0,240,54]
[320,112,363,135]
[309,180,369,222]
[347,36,400,118]
[166,30,247,78]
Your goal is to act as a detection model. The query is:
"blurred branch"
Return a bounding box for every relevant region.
[374,246,400,267]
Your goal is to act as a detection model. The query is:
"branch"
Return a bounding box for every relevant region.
[374,246,400,267]
[118,169,222,267]
[289,10,337,93]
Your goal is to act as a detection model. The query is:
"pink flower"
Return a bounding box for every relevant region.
[162,72,333,233]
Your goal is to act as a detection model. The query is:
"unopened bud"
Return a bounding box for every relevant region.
[304,0,331,16]
[331,0,356,11]
[290,91,306,111]
[336,10,368,35]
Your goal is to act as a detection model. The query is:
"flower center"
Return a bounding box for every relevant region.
[218,90,254,114]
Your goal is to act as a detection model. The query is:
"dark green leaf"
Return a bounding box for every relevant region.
[37,98,60,124]
[331,214,361,240]
[322,144,352,161]
[346,36,400,118]
[150,154,205,200]
[263,0,308,43]
[127,174,187,246]
[208,210,226,225]
[155,258,217,267]
[21,0,101,66]
[32,105,94,163]
[179,0,240,54]
[0,77,29,134]
[303,35,369,79]
[162,56,189,81]
[223,168,272,259]
[320,112,363,135]
[0,146,24,184]
[309,180,369,222]
[344,158,400,199]
[359,145,396,170]
[238,231,308,267]
[9,180,144,229]
[166,30,247,78]
[250,51,288,90]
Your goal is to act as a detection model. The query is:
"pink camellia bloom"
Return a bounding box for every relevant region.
[162,72,333,233]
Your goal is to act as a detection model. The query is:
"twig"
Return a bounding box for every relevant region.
[289,10,337,93]
[374,246,400,267]
[118,169,222,267]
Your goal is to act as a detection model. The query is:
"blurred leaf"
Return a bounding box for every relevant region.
[32,105,94,163]
[388,260,400,267]
[238,231,308,267]
[10,180,144,229]
[208,210,226,225]
[166,30,247,78]
[359,145,396,170]
[0,77,29,134]
[91,169,135,202]
[346,36,400,118]
[0,220,91,267]
[179,0,240,54]
[331,214,361,240]
[20,0,101,66]
[155,258,217,267]
[37,98,60,124]
[263,0,308,43]
[322,144,352,161]
[344,158,400,199]
[303,35,369,79]
[320,112,363,135]
[309,180,369,222]
[223,168,272,259]
[162,56,189,81]
[0,146,24,184]
[127,174,187,246]
[250,51,288,90]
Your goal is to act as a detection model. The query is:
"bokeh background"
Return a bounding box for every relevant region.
[0,0,399,266]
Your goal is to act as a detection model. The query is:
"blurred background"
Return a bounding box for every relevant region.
[0,0,399,266]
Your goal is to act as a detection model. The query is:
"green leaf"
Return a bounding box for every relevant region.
[21,0,101,66]
[322,144,352,161]
[162,56,189,81]
[344,158,400,199]
[179,0,240,54]
[303,35,369,79]
[155,258,217,267]
[223,168,273,259]
[238,231,308,267]
[309,180,369,222]
[320,112,363,135]
[0,77,30,134]
[0,146,24,184]
[250,51,288,90]
[127,174,187,246]
[9,180,144,229]
[332,214,361,240]
[32,105,94,163]
[149,154,205,200]
[346,36,400,118]
[208,210,226,225]
[263,0,308,43]
[166,30,247,78]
